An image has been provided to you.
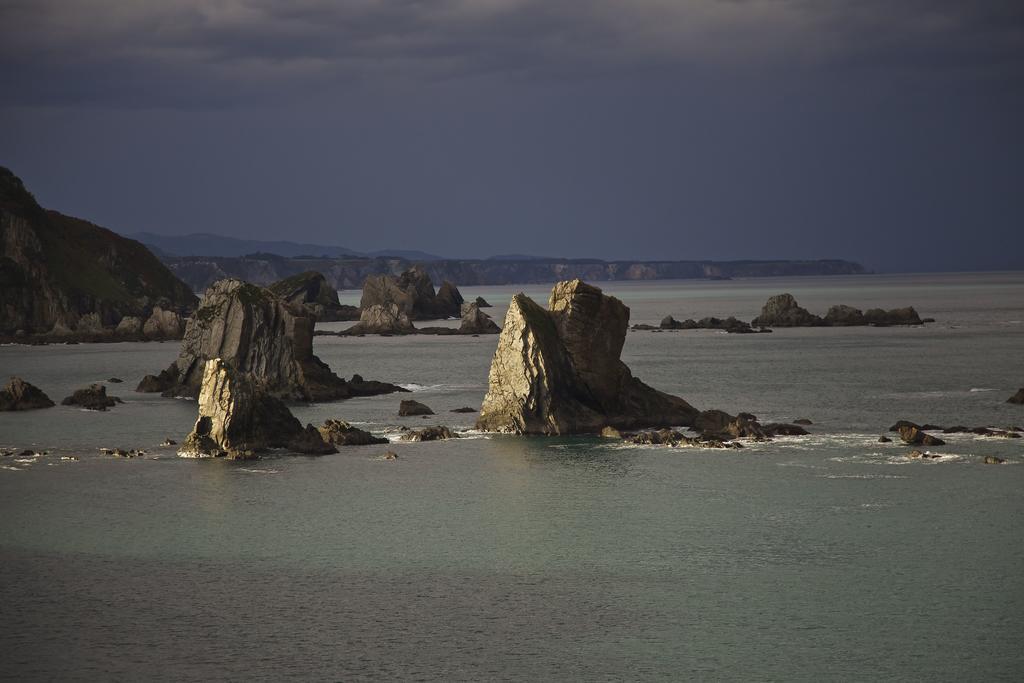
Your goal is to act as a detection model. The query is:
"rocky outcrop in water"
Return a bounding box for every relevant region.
[318,419,388,446]
[655,315,768,334]
[148,278,404,401]
[344,303,416,335]
[179,358,334,459]
[399,399,434,416]
[752,294,926,328]
[416,302,501,335]
[61,384,122,411]
[400,425,459,441]
[360,267,463,320]
[693,409,809,441]
[474,296,492,308]
[476,279,699,434]
[1008,389,1024,405]
[268,271,359,322]
[898,425,945,447]
[0,377,54,411]
[0,166,197,341]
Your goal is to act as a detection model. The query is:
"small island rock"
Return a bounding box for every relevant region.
[0,377,55,411]
[61,384,122,411]
[399,400,434,416]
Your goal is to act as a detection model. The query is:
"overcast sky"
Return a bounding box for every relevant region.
[1,1,1022,271]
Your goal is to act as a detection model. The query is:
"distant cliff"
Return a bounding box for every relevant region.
[0,167,198,336]
[164,253,865,294]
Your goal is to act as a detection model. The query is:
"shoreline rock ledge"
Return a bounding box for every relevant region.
[476,279,699,434]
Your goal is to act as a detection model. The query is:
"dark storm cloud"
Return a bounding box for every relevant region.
[1,1,1021,108]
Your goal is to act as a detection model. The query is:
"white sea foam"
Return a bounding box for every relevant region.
[1,465,23,471]
[236,468,280,474]
[969,387,995,393]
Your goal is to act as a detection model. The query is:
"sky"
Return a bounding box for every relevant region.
[1,0,1022,272]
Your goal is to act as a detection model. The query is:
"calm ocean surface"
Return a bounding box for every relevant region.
[2,272,1023,680]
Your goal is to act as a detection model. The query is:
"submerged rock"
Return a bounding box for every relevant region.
[399,399,434,416]
[61,384,122,411]
[0,377,55,411]
[178,358,331,459]
[318,419,388,446]
[150,278,403,401]
[476,279,699,434]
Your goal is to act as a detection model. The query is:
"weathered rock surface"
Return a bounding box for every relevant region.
[268,271,359,322]
[1008,388,1024,404]
[399,399,434,416]
[753,294,925,328]
[0,377,55,411]
[142,306,185,338]
[359,267,463,320]
[345,303,416,335]
[178,358,332,459]
[693,409,809,441]
[318,419,388,446]
[61,384,122,411]
[136,365,180,393]
[898,425,945,446]
[751,294,825,327]
[476,279,699,434]
[457,303,500,334]
[983,456,1006,464]
[628,428,742,449]
[474,296,492,308]
[149,278,404,401]
[400,425,459,441]
[0,166,197,340]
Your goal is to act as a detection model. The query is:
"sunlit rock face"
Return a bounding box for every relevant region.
[476,279,699,435]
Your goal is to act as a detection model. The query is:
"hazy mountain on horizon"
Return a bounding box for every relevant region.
[128,231,447,262]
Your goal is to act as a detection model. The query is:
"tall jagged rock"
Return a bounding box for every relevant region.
[457,302,499,334]
[0,166,197,338]
[146,278,403,401]
[359,266,463,320]
[268,271,359,322]
[178,358,333,459]
[476,279,698,434]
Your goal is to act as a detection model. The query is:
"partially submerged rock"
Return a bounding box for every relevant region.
[983,456,1006,465]
[657,315,768,334]
[474,296,492,308]
[457,303,500,334]
[61,384,122,411]
[476,279,699,434]
[318,419,388,446]
[178,358,332,459]
[399,399,434,416]
[268,271,359,322]
[1008,388,1024,405]
[451,406,477,413]
[149,278,403,401]
[400,425,459,441]
[751,294,824,327]
[898,425,945,447]
[753,294,926,328]
[628,428,742,449]
[694,409,808,441]
[0,377,54,411]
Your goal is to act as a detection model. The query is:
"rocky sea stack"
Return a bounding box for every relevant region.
[0,166,197,341]
[179,358,334,459]
[140,278,404,401]
[476,279,699,434]
[268,271,359,322]
[360,267,463,320]
[1008,388,1024,404]
[752,293,925,328]
[0,377,55,411]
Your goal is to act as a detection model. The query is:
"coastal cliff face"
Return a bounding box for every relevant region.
[0,167,197,336]
[162,253,867,294]
[476,279,699,435]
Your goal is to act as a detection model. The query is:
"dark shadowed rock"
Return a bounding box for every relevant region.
[983,456,1005,464]
[151,278,402,401]
[0,377,55,411]
[136,365,180,393]
[268,271,359,322]
[658,315,766,334]
[451,406,477,413]
[476,279,699,435]
[898,425,945,446]
[751,294,824,327]
[694,409,734,435]
[178,358,330,459]
[61,384,122,411]
[793,418,813,425]
[400,425,459,441]
[288,425,339,455]
[399,400,434,416]
[457,303,500,334]
[878,436,892,443]
[1007,388,1024,404]
[359,267,463,320]
[474,296,492,308]
[823,304,866,326]
[863,307,922,326]
[318,419,388,446]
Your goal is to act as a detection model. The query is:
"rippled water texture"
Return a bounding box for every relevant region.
[2,272,1023,680]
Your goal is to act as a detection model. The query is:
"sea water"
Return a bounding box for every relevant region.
[1,272,1022,680]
